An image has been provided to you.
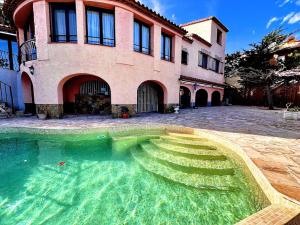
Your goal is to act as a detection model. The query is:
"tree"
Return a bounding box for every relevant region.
[225,28,300,109]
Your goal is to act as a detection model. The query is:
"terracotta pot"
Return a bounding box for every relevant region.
[122,113,129,119]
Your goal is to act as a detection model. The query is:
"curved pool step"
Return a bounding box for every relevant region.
[160,136,217,150]
[140,143,235,175]
[111,135,161,142]
[150,140,227,161]
[167,132,208,141]
[131,148,238,191]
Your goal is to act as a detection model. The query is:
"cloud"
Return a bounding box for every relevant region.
[266,17,280,28]
[278,0,291,7]
[171,14,176,22]
[138,0,167,15]
[151,0,165,15]
[281,12,295,24]
[288,12,300,24]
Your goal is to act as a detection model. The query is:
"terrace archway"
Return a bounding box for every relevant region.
[21,72,35,114]
[212,91,221,106]
[195,89,208,107]
[180,86,191,108]
[137,81,165,113]
[61,75,111,115]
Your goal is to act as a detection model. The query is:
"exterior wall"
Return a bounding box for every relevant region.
[182,20,212,43]
[13,0,227,117]
[15,0,182,117]
[180,83,224,107]
[181,39,224,84]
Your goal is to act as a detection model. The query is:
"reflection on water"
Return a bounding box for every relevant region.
[0,131,269,225]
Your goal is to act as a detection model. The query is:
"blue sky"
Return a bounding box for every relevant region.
[139,0,300,54]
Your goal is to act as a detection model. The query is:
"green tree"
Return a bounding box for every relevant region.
[226,28,300,109]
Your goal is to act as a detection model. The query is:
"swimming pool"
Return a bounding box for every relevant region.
[0,128,269,225]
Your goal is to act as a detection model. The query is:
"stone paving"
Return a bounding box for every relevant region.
[0,106,300,203]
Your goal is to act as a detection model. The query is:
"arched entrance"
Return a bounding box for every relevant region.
[137,81,164,113]
[180,86,191,108]
[195,89,208,107]
[212,91,221,106]
[62,75,111,115]
[21,72,35,114]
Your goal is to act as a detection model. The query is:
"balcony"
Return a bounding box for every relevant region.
[0,50,19,71]
[20,39,37,63]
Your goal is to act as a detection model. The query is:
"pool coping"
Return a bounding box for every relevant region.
[1,124,300,224]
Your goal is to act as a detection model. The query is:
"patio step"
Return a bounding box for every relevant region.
[131,147,238,191]
[160,136,217,150]
[150,139,227,160]
[140,143,235,175]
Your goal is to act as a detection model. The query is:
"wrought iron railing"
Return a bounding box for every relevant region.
[0,50,19,71]
[0,80,14,113]
[20,39,37,63]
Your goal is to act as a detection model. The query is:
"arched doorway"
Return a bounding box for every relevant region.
[195,89,208,107]
[21,72,35,114]
[62,75,111,115]
[137,81,164,113]
[212,91,221,106]
[180,86,191,108]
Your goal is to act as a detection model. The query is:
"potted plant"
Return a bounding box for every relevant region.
[283,103,300,120]
[121,106,129,119]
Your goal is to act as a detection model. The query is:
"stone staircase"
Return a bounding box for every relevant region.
[131,132,240,191]
[0,102,12,119]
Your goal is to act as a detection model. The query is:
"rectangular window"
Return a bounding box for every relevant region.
[51,4,77,43]
[199,52,208,69]
[181,50,188,65]
[134,20,150,54]
[217,29,222,45]
[161,33,172,61]
[86,7,115,46]
[215,59,220,73]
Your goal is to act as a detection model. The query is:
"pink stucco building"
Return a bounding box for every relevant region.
[3,0,228,118]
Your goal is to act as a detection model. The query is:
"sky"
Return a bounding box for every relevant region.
[139,0,300,54]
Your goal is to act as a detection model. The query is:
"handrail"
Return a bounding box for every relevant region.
[0,80,15,113]
[20,38,37,63]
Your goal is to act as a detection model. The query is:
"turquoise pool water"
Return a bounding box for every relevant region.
[0,130,269,225]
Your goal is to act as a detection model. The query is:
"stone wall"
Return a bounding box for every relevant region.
[75,94,111,115]
[36,104,63,119]
[111,104,136,118]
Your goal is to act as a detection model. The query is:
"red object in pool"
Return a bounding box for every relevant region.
[58,162,65,166]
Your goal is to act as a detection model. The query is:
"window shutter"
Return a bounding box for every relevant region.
[198,52,203,66]
[220,62,224,74]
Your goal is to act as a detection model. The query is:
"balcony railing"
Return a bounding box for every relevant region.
[20,39,37,63]
[0,50,19,71]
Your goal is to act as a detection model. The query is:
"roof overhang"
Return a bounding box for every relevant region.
[3,0,187,35]
[179,75,225,88]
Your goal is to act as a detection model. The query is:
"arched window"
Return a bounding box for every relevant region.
[80,80,110,96]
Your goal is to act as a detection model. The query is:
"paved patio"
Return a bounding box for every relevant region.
[1,106,300,203]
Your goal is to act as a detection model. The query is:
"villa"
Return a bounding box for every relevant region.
[1,0,227,118]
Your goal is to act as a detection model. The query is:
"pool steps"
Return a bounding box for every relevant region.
[128,132,240,191]
[140,143,235,175]
[131,147,238,191]
[150,139,226,160]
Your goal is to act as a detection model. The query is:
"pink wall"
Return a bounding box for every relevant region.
[21,73,33,104]
[15,0,226,109]
[63,75,107,102]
